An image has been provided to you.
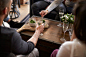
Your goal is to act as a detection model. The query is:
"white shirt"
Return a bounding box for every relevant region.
[2,21,10,28]
[56,39,86,57]
[46,0,64,12]
[46,0,75,12]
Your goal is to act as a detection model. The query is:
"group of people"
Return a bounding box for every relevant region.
[0,0,86,57]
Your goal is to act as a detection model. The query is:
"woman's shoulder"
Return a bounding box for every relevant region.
[61,39,84,49]
[56,41,74,57]
[62,41,73,46]
[61,41,74,49]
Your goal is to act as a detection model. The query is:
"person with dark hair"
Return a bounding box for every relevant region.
[50,0,86,57]
[0,0,44,57]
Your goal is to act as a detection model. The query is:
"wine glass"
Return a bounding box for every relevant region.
[37,20,44,36]
[60,22,69,42]
[57,8,64,27]
[68,24,73,39]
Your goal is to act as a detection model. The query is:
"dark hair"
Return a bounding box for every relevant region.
[70,0,77,2]
[73,0,86,44]
[0,0,11,14]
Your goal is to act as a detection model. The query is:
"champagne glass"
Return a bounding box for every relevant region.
[69,29,73,39]
[57,8,64,27]
[60,22,69,42]
[69,24,73,39]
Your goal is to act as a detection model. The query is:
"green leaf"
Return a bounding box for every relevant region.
[30,19,35,23]
[43,20,45,23]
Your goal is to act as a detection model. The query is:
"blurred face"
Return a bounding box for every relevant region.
[4,0,12,19]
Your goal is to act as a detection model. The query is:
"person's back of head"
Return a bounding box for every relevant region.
[0,0,12,26]
[73,0,86,44]
[0,0,12,16]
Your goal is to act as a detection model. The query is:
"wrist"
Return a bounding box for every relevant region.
[45,10,48,13]
[35,30,41,34]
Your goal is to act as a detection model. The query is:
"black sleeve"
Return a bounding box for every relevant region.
[11,32,35,55]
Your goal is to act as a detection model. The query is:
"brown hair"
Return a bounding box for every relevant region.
[0,0,11,15]
[73,0,86,44]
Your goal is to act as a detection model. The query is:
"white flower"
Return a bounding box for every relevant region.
[65,16,69,20]
[64,15,67,17]
[64,15,69,20]
[61,13,74,23]
[70,18,73,20]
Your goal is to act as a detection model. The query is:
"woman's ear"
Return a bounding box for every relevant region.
[3,7,8,15]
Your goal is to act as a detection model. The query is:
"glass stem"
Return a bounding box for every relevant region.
[63,31,65,38]
[59,18,61,25]
[60,18,61,22]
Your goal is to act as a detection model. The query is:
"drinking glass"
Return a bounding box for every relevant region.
[68,24,73,39]
[57,9,64,27]
[60,22,69,42]
[37,20,44,36]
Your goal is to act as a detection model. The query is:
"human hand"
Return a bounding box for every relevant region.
[36,23,44,33]
[40,10,48,17]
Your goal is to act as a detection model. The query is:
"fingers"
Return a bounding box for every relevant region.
[36,23,44,33]
[36,23,44,29]
[40,24,44,32]
[39,11,43,17]
[40,10,47,17]
[39,24,44,29]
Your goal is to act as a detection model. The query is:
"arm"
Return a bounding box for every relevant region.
[11,32,35,54]
[27,24,44,46]
[40,0,64,17]
[46,0,64,13]
[11,24,44,54]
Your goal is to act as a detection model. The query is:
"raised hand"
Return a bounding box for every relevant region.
[40,10,48,17]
